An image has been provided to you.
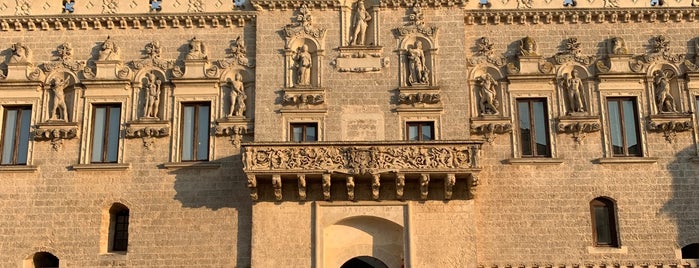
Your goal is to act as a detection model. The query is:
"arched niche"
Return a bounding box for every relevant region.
[132,68,169,121]
[220,68,254,119]
[647,63,685,114]
[324,216,404,268]
[341,0,381,47]
[340,256,389,268]
[23,251,59,268]
[286,37,323,88]
[556,64,593,116]
[398,35,437,87]
[99,202,131,253]
[42,71,79,123]
[469,64,506,117]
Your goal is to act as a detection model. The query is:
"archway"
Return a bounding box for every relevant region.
[340,256,389,268]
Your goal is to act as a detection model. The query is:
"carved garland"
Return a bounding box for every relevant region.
[34,127,78,151]
[125,126,170,150]
[647,120,692,144]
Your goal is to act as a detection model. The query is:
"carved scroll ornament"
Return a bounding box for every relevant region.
[398,92,440,105]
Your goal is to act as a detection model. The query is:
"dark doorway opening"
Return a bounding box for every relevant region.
[340,256,389,268]
[682,243,699,259]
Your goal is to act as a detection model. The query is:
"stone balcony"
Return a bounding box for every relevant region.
[242,140,483,202]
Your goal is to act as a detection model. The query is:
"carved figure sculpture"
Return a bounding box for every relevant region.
[294,45,312,87]
[564,70,585,114]
[611,37,628,55]
[653,70,677,113]
[50,76,70,121]
[519,36,538,56]
[186,37,208,60]
[475,73,499,115]
[98,36,120,61]
[10,42,30,63]
[349,1,371,46]
[407,41,428,85]
[144,73,162,118]
[228,73,246,117]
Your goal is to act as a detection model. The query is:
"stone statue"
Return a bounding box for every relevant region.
[475,73,499,115]
[228,73,246,117]
[653,70,677,113]
[519,36,538,56]
[9,42,30,63]
[349,1,371,46]
[98,36,120,61]
[407,41,428,85]
[611,37,627,55]
[294,45,312,87]
[186,37,208,60]
[563,70,585,114]
[143,73,162,118]
[50,76,70,121]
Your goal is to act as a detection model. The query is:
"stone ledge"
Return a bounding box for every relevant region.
[506,158,564,165]
[0,165,38,172]
[162,162,222,170]
[596,157,658,164]
[72,163,131,171]
[586,245,628,254]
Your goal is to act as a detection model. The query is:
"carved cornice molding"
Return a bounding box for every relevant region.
[251,0,340,10]
[380,0,467,8]
[0,12,256,32]
[465,8,697,25]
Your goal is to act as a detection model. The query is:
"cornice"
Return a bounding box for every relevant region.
[251,0,341,10]
[465,8,697,25]
[380,0,468,8]
[0,12,256,31]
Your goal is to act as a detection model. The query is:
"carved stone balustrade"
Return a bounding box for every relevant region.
[242,140,482,202]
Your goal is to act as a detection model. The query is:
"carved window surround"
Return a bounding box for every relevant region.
[77,86,130,165]
[0,13,255,32]
[597,82,651,158]
[507,78,559,159]
[279,88,327,113]
[169,79,220,162]
[0,93,41,165]
[465,8,698,26]
[72,163,131,171]
[395,86,442,113]
[399,113,441,141]
[506,158,564,165]
[214,117,253,148]
[242,141,482,201]
[282,114,325,141]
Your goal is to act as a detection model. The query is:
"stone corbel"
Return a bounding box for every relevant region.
[444,174,455,200]
[215,120,249,148]
[647,116,693,144]
[247,174,258,201]
[419,174,430,200]
[297,174,307,201]
[557,117,601,144]
[371,174,380,200]
[322,173,331,201]
[470,119,512,144]
[272,175,282,201]
[395,173,405,200]
[125,122,170,150]
[34,123,79,151]
[468,173,479,199]
[346,176,355,201]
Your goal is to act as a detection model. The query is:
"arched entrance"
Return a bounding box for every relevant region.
[340,256,389,268]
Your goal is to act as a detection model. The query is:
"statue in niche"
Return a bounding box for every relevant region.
[9,42,30,63]
[98,36,120,61]
[143,73,162,118]
[562,70,585,114]
[407,40,428,85]
[349,0,371,46]
[294,45,312,87]
[228,73,246,117]
[186,37,208,60]
[475,73,499,115]
[611,37,627,55]
[49,75,70,121]
[518,36,538,56]
[653,70,677,113]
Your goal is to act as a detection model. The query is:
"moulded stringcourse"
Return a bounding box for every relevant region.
[251,0,341,10]
[478,263,697,268]
[0,12,256,32]
[465,8,698,25]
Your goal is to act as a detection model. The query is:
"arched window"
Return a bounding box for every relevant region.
[32,252,59,268]
[590,197,619,247]
[682,243,699,259]
[109,203,130,252]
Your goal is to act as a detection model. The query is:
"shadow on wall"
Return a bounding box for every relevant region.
[662,146,699,260]
[170,153,252,267]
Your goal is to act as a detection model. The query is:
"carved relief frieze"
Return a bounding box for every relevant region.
[251,0,340,10]
[34,123,79,151]
[470,119,512,144]
[557,118,601,144]
[280,88,326,112]
[125,122,170,150]
[647,116,693,144]
[465,8,698,26]
[379,0,466,7]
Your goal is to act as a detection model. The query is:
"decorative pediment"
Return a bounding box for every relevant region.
[553,37,595,65]
[468,37,505,67]
[282,5,327,40]
[132,41,175,71]
[639,35,684,65]
[41,43,85,73]
[393,3,438,39]
[216,36,255,69]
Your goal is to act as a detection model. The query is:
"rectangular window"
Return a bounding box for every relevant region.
[590,198,619,247]
[290,123,318,142]
[406,122,434,141]
[112,209,129,252]
[607,97,641,157]
[1,106,32,165]
[517,99,550,157]
[91,104,121,163]
[181,103,210,161]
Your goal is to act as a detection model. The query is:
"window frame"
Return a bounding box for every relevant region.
[606,97,642,157]
[290,122,318,142]
[90,103,122,164]
[111,208,129,252]
[0,105,32,165]
[405,121,435,141]
[180,102,211,162]
[516,98,551,157]
[590,198,620,247]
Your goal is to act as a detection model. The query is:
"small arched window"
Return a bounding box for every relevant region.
[682,243,699,259]
[590,197,619,247]
[109,203,130,252]
[32,252,59,268]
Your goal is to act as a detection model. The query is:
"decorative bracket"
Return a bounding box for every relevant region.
[557,117,601,144]
[34,123,78,151]
[124,121,170,150]
[647,116,693,144]
[215,119,251,148]
[470,119,512,144]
